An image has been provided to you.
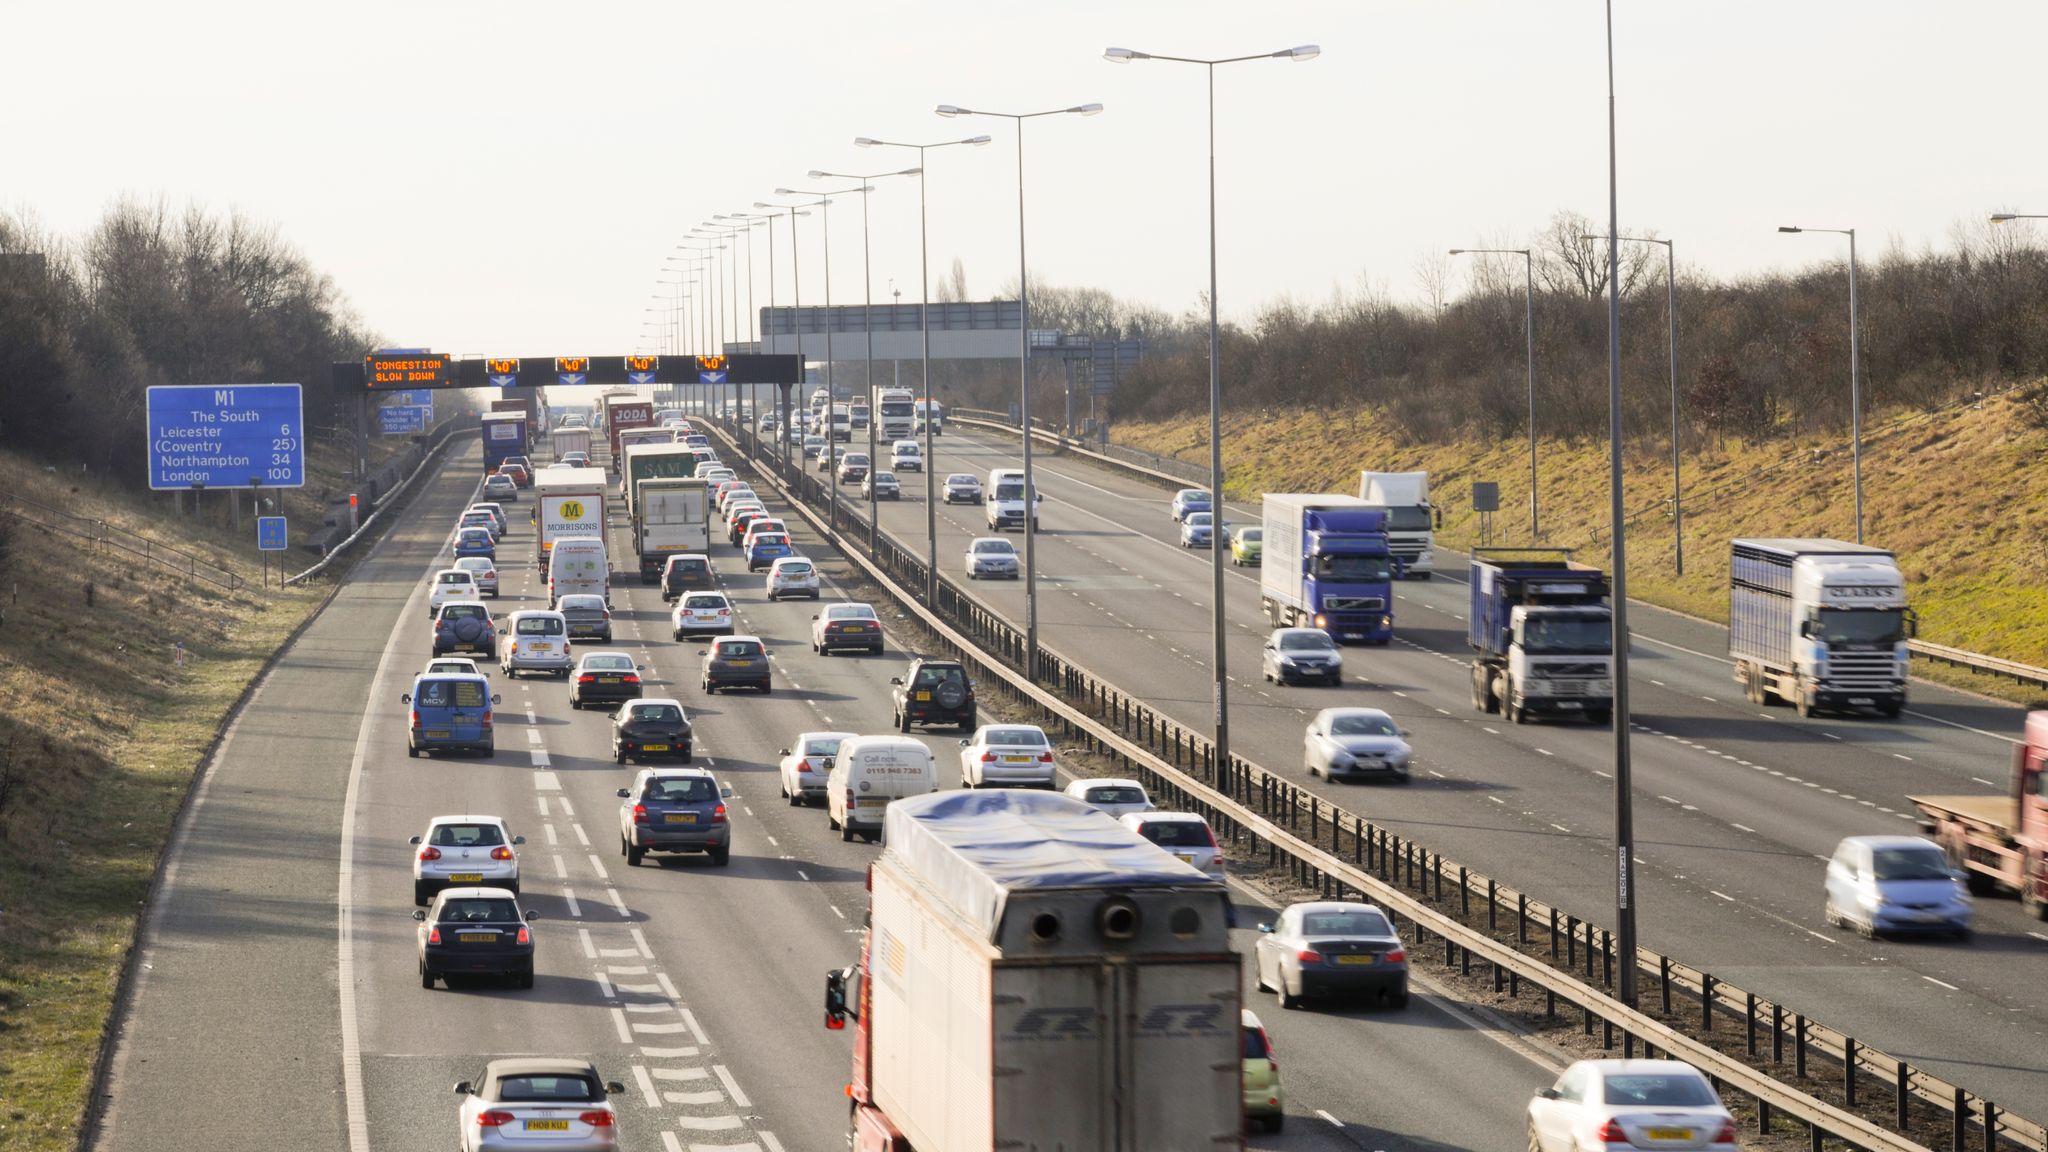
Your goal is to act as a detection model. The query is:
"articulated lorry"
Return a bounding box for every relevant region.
[550,425,592,462]
[1259,494,1397,644]
[1729,538,1914,718]
[532,466,608,568]
[1912,711,2048,917]
[601,395,654,466]
[824,790,1240,1152]
[480,411,529,474]
[873,387,917,441]
[1468,549,1614,725]
[1357,471,1436,578]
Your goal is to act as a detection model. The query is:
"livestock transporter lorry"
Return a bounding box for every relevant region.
[532,466,608,568]
[480,411,529,474]
[823,790,1240,1152]
[1911,710,2048,916]
[1357,471,1437,578]
[1259,494,1397,643]
[1468,549,1614,725]
[1729,538,1914,718]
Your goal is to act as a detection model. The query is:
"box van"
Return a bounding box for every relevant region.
[829,405,852,442]
[400,673,501,758]
[547,537,609,607]
[826,735,938,844]
[985,468,1042,533]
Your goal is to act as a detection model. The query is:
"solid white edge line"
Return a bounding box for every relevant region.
[713,1064,753,1109]
[632,1064,661,1109]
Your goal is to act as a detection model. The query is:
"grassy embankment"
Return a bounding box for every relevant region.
[0,433,406,1150]
[1113,390,2048,701]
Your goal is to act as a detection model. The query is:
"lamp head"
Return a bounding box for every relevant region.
[935,104,967,118]
[1777,226,1802,233]
[1073,102,1105,116]
[806,169,827,179]
[966,134,992,146]
[854,136,880,148]
[1281,44,1320,61]
[773,187,795,195]
[1103,47,1143,63]
[1991,213,2018,222]
[1448,249,1465,255]
[897,167,922,177]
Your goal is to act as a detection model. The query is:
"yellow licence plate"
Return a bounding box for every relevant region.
[1336,954,1376,966]
[1646,1130,1692,1142]
[642,743,669,752]
[858,798,889,809]
[727,659,753,666]
[598,676,620,683]
[458,932,495,943]
[529,642,552,651]
[525,1120,570,1131]
[424,730,451,738]
[1003,755,1032,763]
[665,813,697,824]
[1173,853,1197,865]
[448,873,483,882]
[915,691,932,701]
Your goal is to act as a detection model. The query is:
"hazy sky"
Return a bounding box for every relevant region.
[7,1,2047,356]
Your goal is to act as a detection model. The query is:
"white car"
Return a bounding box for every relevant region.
[766,556,820,600]
[428,568,481,617]
[410,814,524,905]
[671,591,735,638]
[1120,812,1225,881]
[742,519,788,552]
[700,467,737,486]
[423,657,486,678]
[890,440,922,472]
[1527,1060,1738,1152]
[959,724,1057,788]
[716,483,756,514]
[454,1059,624,1152]
[1064,778,1154,819]
[778,729,856,807]
[498,610,572,678]
[964,537,1019,579]
[453,555,499,597]
[1303,707,1412,783]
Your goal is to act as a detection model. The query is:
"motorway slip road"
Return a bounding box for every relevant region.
[93,437,1566,1152]
[833,423,2048,1115]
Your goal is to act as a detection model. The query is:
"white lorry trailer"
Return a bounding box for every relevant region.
[1357,471,1436,578]
[1729,538,1914,718]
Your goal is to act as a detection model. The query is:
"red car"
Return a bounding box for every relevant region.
[495,463,532,488]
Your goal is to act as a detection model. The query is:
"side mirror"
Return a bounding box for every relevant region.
[1538,1088,1562,1101]
[491,694,503,705]
[889,677,904,686]
[1257,923,1273,934]
[824,966,852,1030]
[721,785,734,798]
[605,1080,626,1095]
[779,748,791,756]
[453,1080,474,1095]
[811,615,820,621]
[525,910,539,920]
[1434,508,1444,529]
[1799,619,1816,639]
[512,835,526,846]
[616,788,632,799]
[409,835,423,845]
[400,693,412,705]
[958,738,971,746]
[412,910,427,921]
[1905,607,1920,639]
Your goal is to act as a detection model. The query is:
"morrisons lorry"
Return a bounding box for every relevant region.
[823,790,1240,1152]
[532,466,608,568]
[631,479,711,583]
[1729,538,1914,718]
[1259,493,1397,644]
[1467,549,1614,725]
[873,387,917,441]
[480,411,529,474]
[1912,711,2048,917]
[1357,471,1436,578]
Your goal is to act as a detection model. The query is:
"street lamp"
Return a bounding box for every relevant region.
[1450,247,1537,539]
[756,200,813,474]
[936,100,1104,682]
[779,184,868,540]
[1104,43,1314,780]
[699,220,752,429]
[855,133,992,604]
[812,166,921,556]
[1582,233,1681,573]
[1778,225,1863,544]
[720,212,776,457]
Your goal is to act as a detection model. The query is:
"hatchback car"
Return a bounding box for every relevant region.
[556,593,612,643]
[617,768,733,866]
[430,568,482,617]
[415,886,537,990]
[1064,778,1154,820]
[812,602,884,655]
[1528,1060,1738,1152]
[959,724,1057,789]
[766,556,820,600]
[741,517,787,551]
[459,510,499,542]
[701,635,771,694]
[863,471,901,500]
[778,729,856,807]
[611,698,692,764]
[465,506,507,538]
[671,591,735,639]
[1120,812,1224,882]
[1171,488,1213,522]
[1254,900,1409,1010]
[483,472,519,501]
[499,610,573,678]
[495,462,531,488]
[836,453,871,485]
[890,441,922,472]
[570,652,643,709]
[802,434,827,458]
[1824,835,1972,938]
[1179,511,1215,548]
[454,555,499,597]
[964,536,1019,579]
[454,526,496,560]
[724,503,768,544]
[1230,526,1264,566]
[745,531,794,572]
[432,601,497,656]
[1263,627,1344,686]
[1303,708,1412,783]
[411,815,524,905]
[943,473,982,504]
[660,554,715,602]
[714,481,755,513]
[1242,1010,1284,1133]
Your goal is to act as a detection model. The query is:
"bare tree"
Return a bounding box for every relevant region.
[1413,248,1452,321]
[935,257,968,303]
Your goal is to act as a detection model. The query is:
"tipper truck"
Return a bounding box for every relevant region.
[1357,471,1437,578]
[824,790,1241,1152]
[532,466,608,567]
[1468,549,1614,725]
[1259,494,1397,643]
[1912,711,2048,917]
[1729,538,1914,718]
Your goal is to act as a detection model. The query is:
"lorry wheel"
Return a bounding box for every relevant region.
[1795,693,1815,719]
[1879,703,1902,719]
[1586,710,1611,726]
[1507,697,1527,725]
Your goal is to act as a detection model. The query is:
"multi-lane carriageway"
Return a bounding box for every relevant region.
[780,418,2047,1113]
[95,435,1577,1152]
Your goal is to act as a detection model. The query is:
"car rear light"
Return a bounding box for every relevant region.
[428,926,443,945]
[711,804,728,824]
[579,675,595,684]
[410,709,421,730]
[980,751,997,762]
[718,608,730,615]
[1039,751,1054,762]
[623,674,640,684]
[481,712,492,730]
[418,846,442,861]
[1713,1121,1736,1144]
[633,804,647,822]
[1384,948,1405,964]
[516,926,530,945]
[602,611,611,620]
[798,758,812,774]
[476,1110,513,1128]
[579,1111,616,1128]
[1594,1119,1629,1145]
[490,846,514,861]
[1296,949,1323,963]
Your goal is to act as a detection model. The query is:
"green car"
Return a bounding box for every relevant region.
[1230,526,1264,567]
[1242,1009,1283,1132]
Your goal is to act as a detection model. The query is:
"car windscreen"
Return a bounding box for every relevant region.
[1314,553,1391,581]
[1301,910,1392,937]
[776,561,813,574]
[947,475,975,484]
[456,558,492,571]
[495,1074,599,1103]
[803,735,847,757]
[1814,608,1904,645]
[1601,1074,1718,1107]
[1328,714,1397,737]
[626,704,684,724]
[646,777,716,803]
[1871,847,1953,881]
[1238,528,1262,542]
[437,897,520,924]
[751,535,786,547]
[1242,1026,1269,1059]
[995,483,1027,501]
[429,822,505,847]
[515,617,564,635]
[583,655,634,671]
[1279,632,1335,651]
[460,530,490,543]
[985,728,1047,747]
[559,596,605,611]
[1088,786,1146,805]
[1139,820,1209,847]
[1186,513,1212,527]
[437,572,470,585]
[440,605,487,622]
[668,558,709,576]
[415,679,487,708]
[974,541,1014,554]
[826,605,874,620]
[913,665,964,688]
[715,641,762,658]
[683,595,726,609]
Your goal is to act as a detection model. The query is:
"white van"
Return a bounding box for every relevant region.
[826,735,938,844]
[547,537,609,607]
[985,468,1042,533]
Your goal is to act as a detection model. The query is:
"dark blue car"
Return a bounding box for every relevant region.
[1171,488,1213,522]
[454,527,496,561]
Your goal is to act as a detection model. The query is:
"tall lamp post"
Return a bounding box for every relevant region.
[810,167,921,556]
[1449,247,1537,539]
[778,185,863,539]
[936,100,1104,682]
[855,133,992,603]
[1104,43,1315,777]
[718,213,773,445]
[756,200,812,475]
[1777,225,1862,544]
[1582,233,1681,572]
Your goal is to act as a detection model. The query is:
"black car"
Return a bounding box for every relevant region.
[571,652,643,708]
[661,554,715,602]
[891,658,976,732]
[414,887,536,989]
[943,473,982,504]
[611,698,693,763]
[702,635,772,694]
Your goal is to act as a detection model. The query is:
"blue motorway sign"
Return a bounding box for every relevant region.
[699,369,727,384]
[257,516,288,552]
[559,372,587,387]
[146,383,304,490]
[490,374,519,388]
[628,371,656,386]
[388,389,433,406]
[378,405,430,435]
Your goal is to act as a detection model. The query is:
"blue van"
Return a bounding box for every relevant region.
[401,674,501,757]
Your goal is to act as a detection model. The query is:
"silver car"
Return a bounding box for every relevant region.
[1824,835,1972,938]
[411,814,524,906]
[863,470,901,500]
[1262,627,1344,686]
[958,724,1057,788]
[499,611,573,679]
[1120,812,1224,882]
[964,536,1019,579]
[1303,707,1412,783]
[1064,778,1154,820]
[453,1058,624,1152]
[453,555,500,597]
[943,473,982,504]
[1254,900,1409,1010]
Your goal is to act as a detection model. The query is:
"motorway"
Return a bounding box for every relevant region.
[789,417,2048,1114]
[94,435,1570,1152]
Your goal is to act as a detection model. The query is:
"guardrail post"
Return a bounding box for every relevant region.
[1952,1088,1966,1152]
[1550,909,1561,959]
[1757,1099,1771,1135]
[1546,987,1556,1021]
[1601,929,1612,987]
[1354,817,1364,866]
[1795,1014,1807,1078]
[1843,1037,1857,1107]
[1432,853,1443,901]
[1746,993,1757,1056]
[1702,973,1715,1030]
[1567,917,1578,967]
[1486,879,1497,932]
[1458,866,1470,919]
[1895,1062,1909,1131]
[1982,1100,1995,1152]
[1310,797,1319,840]
[1661,957,1672,1015]
[1807,1120,1821,1152]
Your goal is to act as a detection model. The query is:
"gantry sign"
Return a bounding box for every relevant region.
[340,351,804,390]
